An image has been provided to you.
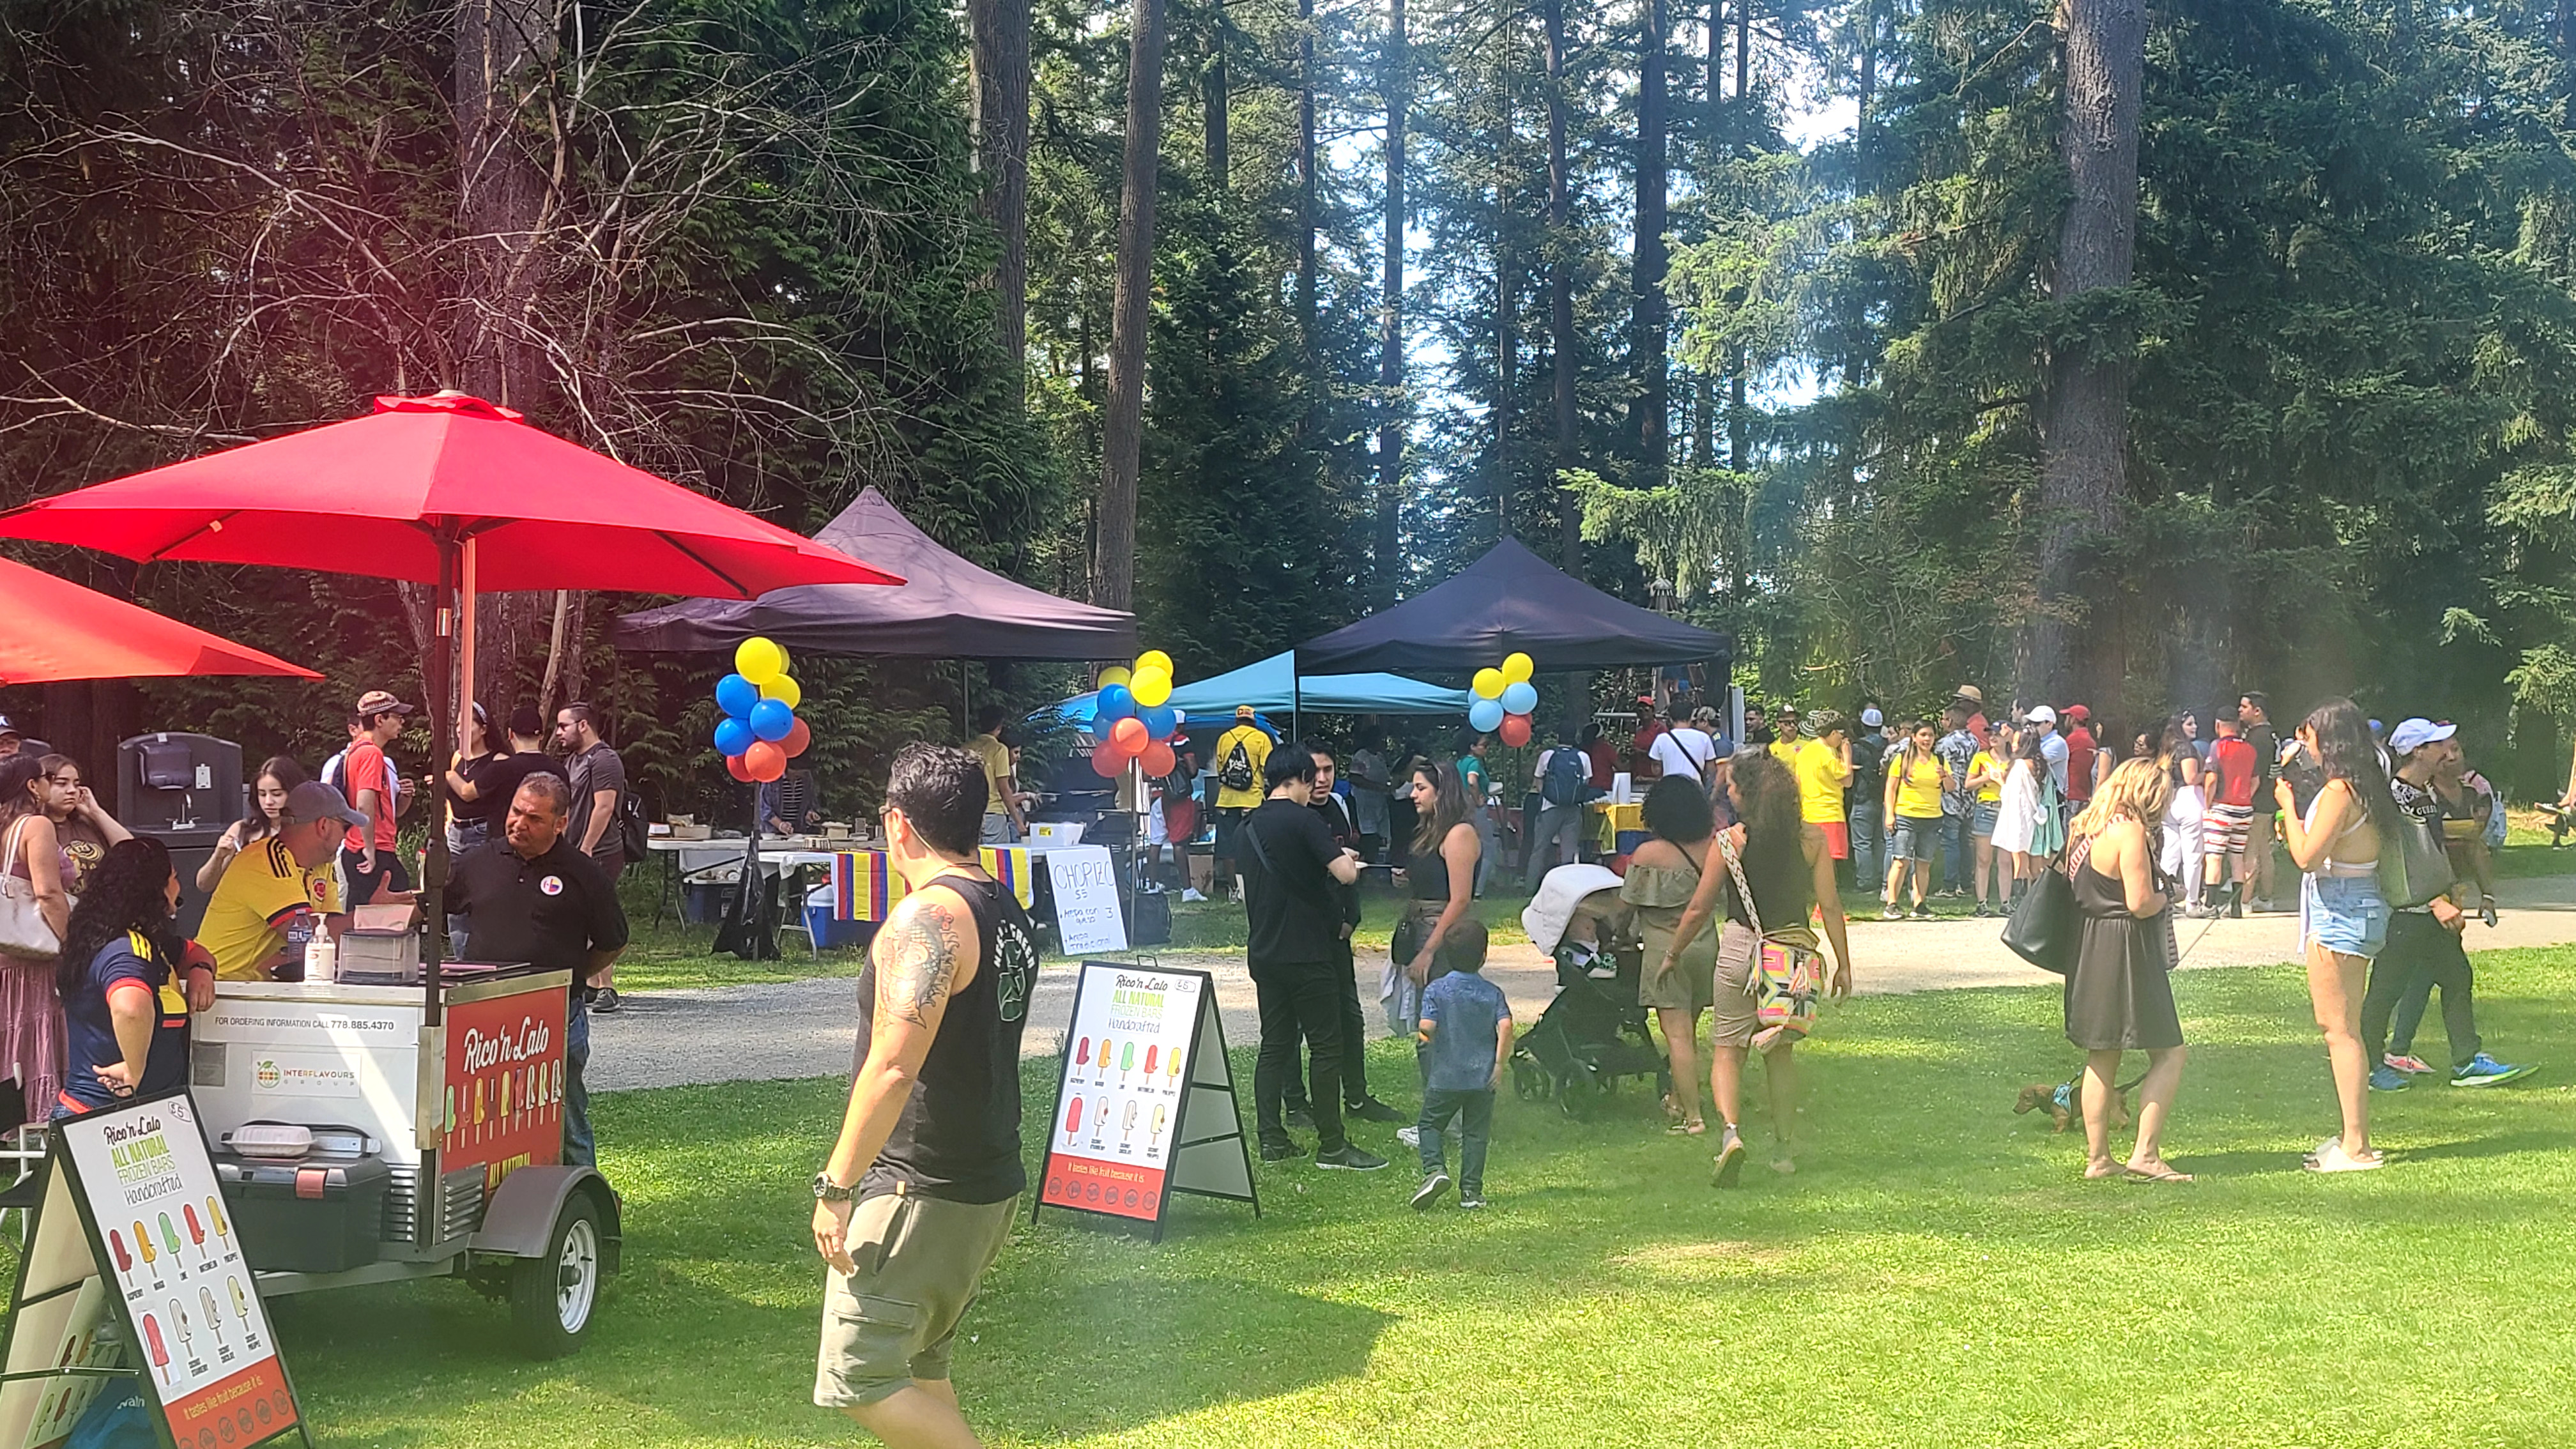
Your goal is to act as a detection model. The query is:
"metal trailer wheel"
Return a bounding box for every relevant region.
[510,1193,602,1359]
[1512,1059,1544,1100]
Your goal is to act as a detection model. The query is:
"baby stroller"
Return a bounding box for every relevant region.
[1510,865,1670,1116]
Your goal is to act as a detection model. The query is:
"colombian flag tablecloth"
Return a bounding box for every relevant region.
[829,847,1033,922]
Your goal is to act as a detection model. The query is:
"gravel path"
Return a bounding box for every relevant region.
[585,873,2576,1092]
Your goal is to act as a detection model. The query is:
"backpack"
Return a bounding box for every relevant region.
[1218,735,1256,793]
[618,786,649,860]
[1541,746,1590,806]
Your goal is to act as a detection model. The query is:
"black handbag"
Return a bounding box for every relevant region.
[2378,805,2457,910]
[2002,851,2082,976]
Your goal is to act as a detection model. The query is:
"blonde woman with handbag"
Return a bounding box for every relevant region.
[0,755,74,1129]
[1660,750,1853,1183]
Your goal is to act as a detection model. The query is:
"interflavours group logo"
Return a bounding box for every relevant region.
[252,1061,280,1090]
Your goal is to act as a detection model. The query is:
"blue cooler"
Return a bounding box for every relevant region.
[805,886,863,950]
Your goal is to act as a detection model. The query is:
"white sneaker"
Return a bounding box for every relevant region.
[1396,1124,1421,1149]
[1179,888,1206,903]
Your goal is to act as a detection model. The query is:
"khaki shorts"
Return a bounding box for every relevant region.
[815,1188,1019,1407]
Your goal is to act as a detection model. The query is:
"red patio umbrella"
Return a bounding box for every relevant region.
[0,556,321,686]
[0,392,898,1054]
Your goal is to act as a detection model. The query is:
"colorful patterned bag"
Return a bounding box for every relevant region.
[1715,829,1820,1050]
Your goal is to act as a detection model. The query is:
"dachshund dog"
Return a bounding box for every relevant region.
[2015,1078,2132,1133]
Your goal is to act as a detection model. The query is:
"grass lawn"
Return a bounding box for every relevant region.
[21,944,2555,1446]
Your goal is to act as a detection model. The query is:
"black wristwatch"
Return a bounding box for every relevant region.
[812,1173,855,1203]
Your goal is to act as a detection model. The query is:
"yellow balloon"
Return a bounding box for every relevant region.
[1131,669,1172,708]
[735,637,783,684]
[1501,652,1535,684]
[1098,666,1133,688]
[1473,668,1505,700]
[1136,650,1174,677]
[760,675,802,709]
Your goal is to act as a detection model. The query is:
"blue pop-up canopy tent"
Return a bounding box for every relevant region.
[1054,650,1465,730]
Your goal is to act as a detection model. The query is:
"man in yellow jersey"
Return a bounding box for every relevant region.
[199,782,353,981]
[1210,705,1273,900]
[1770,704,1804,769]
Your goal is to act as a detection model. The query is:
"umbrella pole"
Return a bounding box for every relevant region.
[424,535,454,1027]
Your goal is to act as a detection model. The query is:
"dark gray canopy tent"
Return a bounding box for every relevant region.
[1294,537,1728,675]
[613,487,1135,660]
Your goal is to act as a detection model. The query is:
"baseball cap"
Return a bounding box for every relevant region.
[355,689,415,717]
[1860,707,1883,728]
[2027,705,2058,726]
[1809,708,1844,736]
[2387,717,2457,755]
[2065,705,2090,723]
[0,714,17,735]
[278,781,368,829]
[1236,705,1255,719]
[509,704,545,738]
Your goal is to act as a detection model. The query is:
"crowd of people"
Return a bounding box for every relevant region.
[0,690,637,1169]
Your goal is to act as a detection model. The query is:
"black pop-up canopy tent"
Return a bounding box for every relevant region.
[613,486,1137,661]
[1294,537,1729,674]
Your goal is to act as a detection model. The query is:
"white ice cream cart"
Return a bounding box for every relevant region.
[189,965,618,1357]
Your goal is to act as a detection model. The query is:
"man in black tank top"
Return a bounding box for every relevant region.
[810,744,1038,1445]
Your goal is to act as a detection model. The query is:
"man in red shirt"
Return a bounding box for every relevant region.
[1582,723,1618,792]
[335,689,415,907]
[2202,713,2260,917]
[2062,705,2103,806]
[1628,696,1666,780]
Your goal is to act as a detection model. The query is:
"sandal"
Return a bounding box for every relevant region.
[2304,1141,2385,1173]
[1668,1117,1707,1137]
[2122,1163,2194,1184]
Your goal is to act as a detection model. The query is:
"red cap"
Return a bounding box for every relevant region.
[2066,705,2091,723]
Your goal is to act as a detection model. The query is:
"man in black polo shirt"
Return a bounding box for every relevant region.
[448,774,628,1167]
[1240,746,1385,1170]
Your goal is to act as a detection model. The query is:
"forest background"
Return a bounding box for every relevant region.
[5,0,2575,818]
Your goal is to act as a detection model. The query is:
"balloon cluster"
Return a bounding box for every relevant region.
[1468,651,1539,747]
[712,636,810,783]
[1091,650,1186,779]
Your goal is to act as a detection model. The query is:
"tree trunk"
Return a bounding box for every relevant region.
[2030,0,2145,702]
[969,0,1032,393]
[1632,0,1669,488]
[1546,0,1579,569]
[1298,0,1319,341]
[1734,0,1747,103]
[1376,0,1408,608]
[1095,0,1169,613]
[1204,1,1228,195]
[454,0,560,720]
[1495,59,1516,535]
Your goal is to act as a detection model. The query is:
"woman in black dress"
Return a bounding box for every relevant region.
[2063,756,2190,1181]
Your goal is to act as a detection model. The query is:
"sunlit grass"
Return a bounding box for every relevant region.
[0,946,2543,1446]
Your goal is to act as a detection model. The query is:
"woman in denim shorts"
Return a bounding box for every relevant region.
[2277,698,2394,1174]
[1881,722,1949,920]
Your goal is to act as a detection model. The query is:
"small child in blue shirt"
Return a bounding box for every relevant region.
[1412,919,1512,1209]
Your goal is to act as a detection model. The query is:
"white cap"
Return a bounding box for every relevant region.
[2387,717,2457,755]
[2026,705,2058,726]
[1860,707,1883,728]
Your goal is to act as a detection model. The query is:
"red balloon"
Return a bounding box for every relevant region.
[1140,740,1177,778]
[1499,712,1533,747]
[1091,740,1129,778]
[724,753,754,782]
[1111,716,1149,753]
[744,740,788,782]
[783,717,813,758]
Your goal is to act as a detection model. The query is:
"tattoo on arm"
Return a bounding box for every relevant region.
[877,904,964,1027]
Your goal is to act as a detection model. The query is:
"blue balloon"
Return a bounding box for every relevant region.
[1468,698,1505,733]
[1140,703,1178,740]
[749,698,796,742]
[714,717,755,758]
[714,672,760,719]
[1501,680,1538,716]
[1097,684,1137,721]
